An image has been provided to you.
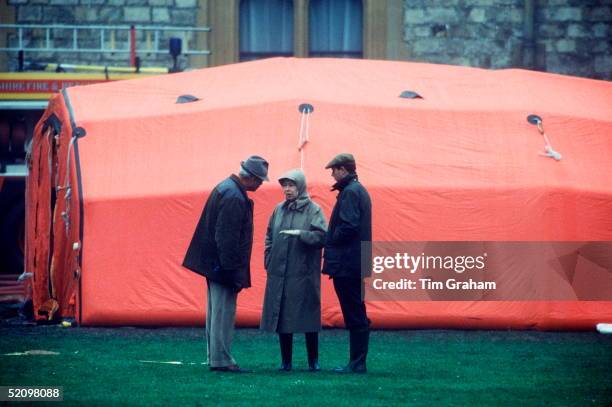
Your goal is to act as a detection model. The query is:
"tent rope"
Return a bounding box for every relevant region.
[536,121,562,161]
[297,103,314,169]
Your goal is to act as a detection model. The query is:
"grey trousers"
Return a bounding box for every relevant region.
[206,279,238,367]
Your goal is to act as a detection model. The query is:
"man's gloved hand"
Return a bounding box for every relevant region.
[280,229,301,236]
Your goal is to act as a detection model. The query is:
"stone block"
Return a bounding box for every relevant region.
[412,38,443,54]
[176,0,197,8]
[552,7,582,21]
[567,24,590,38]
[555,39,576,53]
[404,0,425,7]
[405,9,425,24]
[490,54,512,68]
[588,7,612,22]
[494,8,522,23]
[538,24,565,38]
[451,23,491,39]
[170,9,196,25]
[152,8,170,23]
[538,39,555,53]
[150,0,173,6]
[463,0,495,6]
[74,6,101,22]
[496,0,521,5]
[417,54,444,64]
[556,39,576,53]
[409,0,454,6]
[591,41,609,53]
[50,0,79,5]
[45,8,75,24]
[592,23,609,38]
[449,56,473,66]
[444,38,466,55]
[464,38,497,55]
[423,8,460,23]
[99,7,123,23]
[594,55,612,73]
[125,6,151,22]
[17,6,43,22]
[468,8,486,23]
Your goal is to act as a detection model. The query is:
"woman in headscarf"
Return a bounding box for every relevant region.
[260,169,327,372]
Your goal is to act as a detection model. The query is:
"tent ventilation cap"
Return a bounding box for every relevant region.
[399,90,423,99]
[298,103,314,113]
[527,114,542,125]
[74,127,87,138]
[176,95,200,104]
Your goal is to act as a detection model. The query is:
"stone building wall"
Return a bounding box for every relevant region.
[3,0,204,71]
[536,1,611,79]
[403,0,612,80]
[2,0,611,79]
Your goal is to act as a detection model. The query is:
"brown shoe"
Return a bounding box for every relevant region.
[210,364,252,373]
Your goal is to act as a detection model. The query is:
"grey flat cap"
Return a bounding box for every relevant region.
[241,155,270,181]
[325,153,356,169]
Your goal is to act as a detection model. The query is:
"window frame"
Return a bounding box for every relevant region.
[205,0,390,66]
[307,0,364,59]
[238,0,296,62]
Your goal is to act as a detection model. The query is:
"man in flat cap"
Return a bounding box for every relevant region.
[323,153,372,373]
[183,155,269,373]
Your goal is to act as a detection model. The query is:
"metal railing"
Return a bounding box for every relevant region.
[0,24,210,56]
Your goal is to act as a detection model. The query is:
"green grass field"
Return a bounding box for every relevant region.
[1,326,611,406]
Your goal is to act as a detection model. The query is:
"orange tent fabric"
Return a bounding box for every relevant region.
[27,58,612,329]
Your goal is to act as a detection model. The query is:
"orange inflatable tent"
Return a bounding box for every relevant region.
[27,58,612,329]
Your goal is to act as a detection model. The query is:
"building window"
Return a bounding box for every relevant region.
[308,0,363,58]
[239,0,294,61]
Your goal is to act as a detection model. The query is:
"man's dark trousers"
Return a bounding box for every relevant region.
[332,277,368,330]
[333,277,370,372]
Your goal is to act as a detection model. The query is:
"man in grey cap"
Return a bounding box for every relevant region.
[323,153,372,373]
[183,155,269,373]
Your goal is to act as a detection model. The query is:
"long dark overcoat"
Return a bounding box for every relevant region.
[182,174,253,290]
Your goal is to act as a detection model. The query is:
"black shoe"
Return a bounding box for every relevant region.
[333,329,369,374]
[333,363,366,374]
[278,362,292,372]
[308,359,321,372]
[210,364,252,373]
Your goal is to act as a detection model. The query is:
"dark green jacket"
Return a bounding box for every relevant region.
[183,175,253,289]
[322,173,372,279]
